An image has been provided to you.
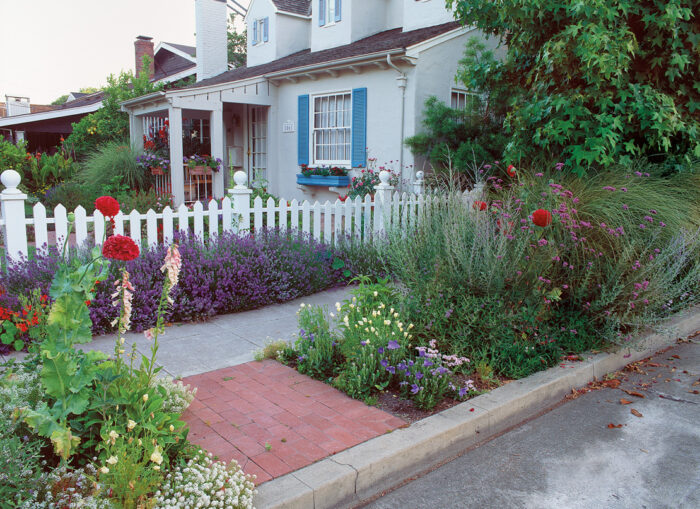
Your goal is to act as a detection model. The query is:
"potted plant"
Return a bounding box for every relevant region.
[296,165,351,186]
[185,154,222,176]
[136,154,170,175]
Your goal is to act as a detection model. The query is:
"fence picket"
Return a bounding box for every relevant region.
[54,205,68,252]
[74,206,88,248]
[363,194,372,241]
[302,200,310,235]
[333,199,343,242]
[146,209,158,247]
[208,199,219,239]
[392,192,400,230]
[312,201,321,241]
[177,204,189,234]
[162,207,174,244]
[129,210,142,246]
[323,201,332,244]
[113,211,124,236]
[353,196,362,240]
[344,198,353,238]
[94,210,105,245]
[279,198,288,232]
[290,199,299,231]
[33,203,49,253]
[253,196,263,232]
[221,197,233,233]
[266,198,276,229]
[192,202,203,239]
[401,192,409,235]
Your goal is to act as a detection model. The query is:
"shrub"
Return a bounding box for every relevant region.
[43,181,99,212]
[448,0,700,171]
[0,230,349,337]
[79,141,149,191]
[152,377,197,414]
[382,165,700,376]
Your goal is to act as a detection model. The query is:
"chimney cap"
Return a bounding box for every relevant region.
[136,35,153,41]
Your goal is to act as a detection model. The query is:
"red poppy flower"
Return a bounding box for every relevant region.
[17,323,28,333]
[95,196,120,218]
[507,165,516,177]
[473,201,488,211]
[532,209,553,227]
[102,235,140,261]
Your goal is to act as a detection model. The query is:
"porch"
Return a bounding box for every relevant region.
[122,85,272,206]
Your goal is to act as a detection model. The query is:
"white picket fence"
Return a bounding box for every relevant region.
[0,169,436,265]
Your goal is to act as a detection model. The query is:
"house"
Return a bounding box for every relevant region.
[121,0,503,205]
[0,37,198,152]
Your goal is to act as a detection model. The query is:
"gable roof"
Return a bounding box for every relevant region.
[182,21,460,90]
[272,0,311,16]
[162,42,196,58]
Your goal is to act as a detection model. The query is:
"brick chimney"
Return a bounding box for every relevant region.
[134,35,155,77]
[195,0,229,81]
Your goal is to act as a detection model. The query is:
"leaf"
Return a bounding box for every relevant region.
[331,258,346,270]
[622,389,645,398]
[607,423,623,429]
[13,339,25,351]
[630,409,643,418]
[47,295,93,346]
[619,398,632,405]
[50,428,81,460]
[602,379,621,388]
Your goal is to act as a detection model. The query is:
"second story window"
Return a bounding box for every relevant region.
[251,17,269,45]
[318,0,342,27]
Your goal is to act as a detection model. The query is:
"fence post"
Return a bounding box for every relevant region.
[413,170,424,195]
[373,170,395,238]
[229,170,252,233]
[1,169,28,266]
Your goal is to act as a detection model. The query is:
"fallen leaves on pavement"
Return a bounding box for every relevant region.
[621,389,645,398]
[620,398,632,405]
[607,423,624,429]
[630,409,643,418]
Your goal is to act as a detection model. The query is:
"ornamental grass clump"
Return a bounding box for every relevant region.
[382,164,700,377]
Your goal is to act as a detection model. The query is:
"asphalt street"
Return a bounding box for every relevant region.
[362,338,700,509]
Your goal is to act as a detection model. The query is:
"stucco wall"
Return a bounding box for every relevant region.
[267,65,418,201]
[246,0,277,67]
[402,0,455,32]
[276,15,311,60]
[310,2,352,52]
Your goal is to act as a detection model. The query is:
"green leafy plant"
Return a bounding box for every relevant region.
[79,141,149,191]
[448,0,700,172]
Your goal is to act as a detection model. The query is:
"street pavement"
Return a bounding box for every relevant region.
[362,339,700,509]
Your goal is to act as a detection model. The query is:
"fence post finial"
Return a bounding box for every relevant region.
[229,170,252,233]
[373,170,395,238]
[413,170,424,195]
[1,169,28,266]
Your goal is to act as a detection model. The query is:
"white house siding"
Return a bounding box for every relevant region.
[276,15,311,60]
[246,0,277,67]
[268,65,417,202]
[310,3,353,52]
[402,0,456,32]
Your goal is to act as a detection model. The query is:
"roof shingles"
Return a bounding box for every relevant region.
[184,22,460,90]
[272,0,311,16]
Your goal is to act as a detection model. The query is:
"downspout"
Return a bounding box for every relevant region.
[386,53,407,192]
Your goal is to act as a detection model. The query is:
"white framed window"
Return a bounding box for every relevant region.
[312,92,351,165]
[251,17,269,45]
[451,88,480,111]
[319,0,341,27]
[325,0,335,25]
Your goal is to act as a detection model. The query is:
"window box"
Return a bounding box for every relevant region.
[188,166,213,176]
[296,173,350,187]
[150,167,166,176]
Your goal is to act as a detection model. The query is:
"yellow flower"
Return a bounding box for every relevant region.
[153,465,160,470]
[106,455,118,465]
[100,466,109,474]
[169,425,174,432]
[127,420,137,431]
[108,430,119,444]
[142,394,149,402]
[150,447,163,465]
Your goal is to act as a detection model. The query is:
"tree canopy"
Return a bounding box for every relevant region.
[447,0,700,173]
[228,13,247,68]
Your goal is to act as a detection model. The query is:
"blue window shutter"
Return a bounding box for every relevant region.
[252,21,258,45]
[335,0,341,22]
[318,0,326,26]
[263,17,269,42]
[298,95,310,166]
[351,88,367,168]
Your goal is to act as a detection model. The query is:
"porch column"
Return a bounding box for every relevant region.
[210,106,225,199]
[168,106,185,205]
[129,113,144,153]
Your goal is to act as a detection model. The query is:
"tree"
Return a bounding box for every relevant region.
[51,88,101,106]
[51,95,69,106]
[63,56,162,158]
[227,13,247,68]
[447,0,700,173]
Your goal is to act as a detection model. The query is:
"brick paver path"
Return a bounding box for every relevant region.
[182,360,406,484]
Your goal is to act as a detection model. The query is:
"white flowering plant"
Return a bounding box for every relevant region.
[154,449,255,509]
[152,376,197,414]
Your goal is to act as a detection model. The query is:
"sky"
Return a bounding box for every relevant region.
[0,0,249,105]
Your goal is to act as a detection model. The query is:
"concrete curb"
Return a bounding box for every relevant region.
[254,307,700,509]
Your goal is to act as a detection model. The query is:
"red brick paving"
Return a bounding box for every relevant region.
[182,360,406,484]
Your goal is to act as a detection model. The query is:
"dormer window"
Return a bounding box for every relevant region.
[318,0,342,27]
[251,17,269,45]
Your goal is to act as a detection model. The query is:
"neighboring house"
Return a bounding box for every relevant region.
[121,0,502,205]
[0,37,197,152]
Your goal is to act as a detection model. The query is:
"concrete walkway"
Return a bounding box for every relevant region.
[1,287,353,377]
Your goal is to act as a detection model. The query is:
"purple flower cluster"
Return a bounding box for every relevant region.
[0,230,348,336]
